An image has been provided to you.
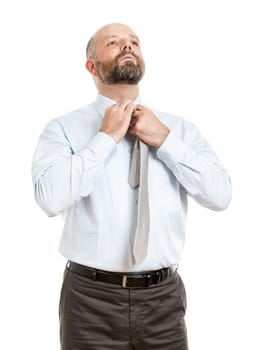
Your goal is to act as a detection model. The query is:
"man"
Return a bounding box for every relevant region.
[32,23,232,349]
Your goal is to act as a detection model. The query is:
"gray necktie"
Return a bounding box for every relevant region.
[129,138,150,264]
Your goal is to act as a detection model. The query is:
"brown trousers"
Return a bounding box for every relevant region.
[59,267,188,350]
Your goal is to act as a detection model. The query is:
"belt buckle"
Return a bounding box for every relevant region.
[122,275,128,288]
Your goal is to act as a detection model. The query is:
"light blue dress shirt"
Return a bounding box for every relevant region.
[32,94,231,272]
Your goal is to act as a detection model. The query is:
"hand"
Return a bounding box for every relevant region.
[129,105,170,147]
[100,101,135,143]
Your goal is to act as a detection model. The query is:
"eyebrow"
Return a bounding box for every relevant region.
[103,34,140,43]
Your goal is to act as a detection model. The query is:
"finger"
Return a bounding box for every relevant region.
[136,104,144,111]
[132,109,141,117]
[117,100,133,110]
[129,116,137,128]
[124,102,136,115]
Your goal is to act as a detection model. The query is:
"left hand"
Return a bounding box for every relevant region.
[129,105,170,147]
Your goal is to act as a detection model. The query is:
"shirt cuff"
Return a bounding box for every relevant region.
[157,128,191,165]
[83,131,117,163]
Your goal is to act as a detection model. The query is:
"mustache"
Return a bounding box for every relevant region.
[115,50,139,62]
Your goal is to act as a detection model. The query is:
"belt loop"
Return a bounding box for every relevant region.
[145,274,151,287]
[92,270,98,281]
[155,271,161,283]
[122,275,127,288]
[160,268,167,281]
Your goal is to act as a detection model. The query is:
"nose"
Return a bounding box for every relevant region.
[123,44,132,51]
[121,39,132,52]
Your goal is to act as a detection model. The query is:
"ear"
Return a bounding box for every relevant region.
[85,59,98,76]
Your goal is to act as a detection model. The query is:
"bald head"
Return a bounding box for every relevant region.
[86,23,139,59]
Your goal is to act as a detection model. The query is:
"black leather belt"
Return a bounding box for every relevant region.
[67,261,177,288]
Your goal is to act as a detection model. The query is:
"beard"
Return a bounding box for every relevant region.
[95,51,145,85]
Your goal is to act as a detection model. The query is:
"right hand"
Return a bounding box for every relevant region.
[100,101,135,143]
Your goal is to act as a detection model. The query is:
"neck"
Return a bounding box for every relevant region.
[97,82,139,102]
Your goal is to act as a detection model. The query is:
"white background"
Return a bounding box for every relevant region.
[0,0,262,349]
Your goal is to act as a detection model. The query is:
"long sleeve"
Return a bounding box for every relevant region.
[32,119,116,217]
[157,123,232,211]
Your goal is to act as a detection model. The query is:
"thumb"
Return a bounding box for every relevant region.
[125,102,136,116]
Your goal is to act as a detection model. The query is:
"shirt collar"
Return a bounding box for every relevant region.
[93,93,141,118]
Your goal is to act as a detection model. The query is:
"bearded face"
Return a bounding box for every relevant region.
[95,51,145,85]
